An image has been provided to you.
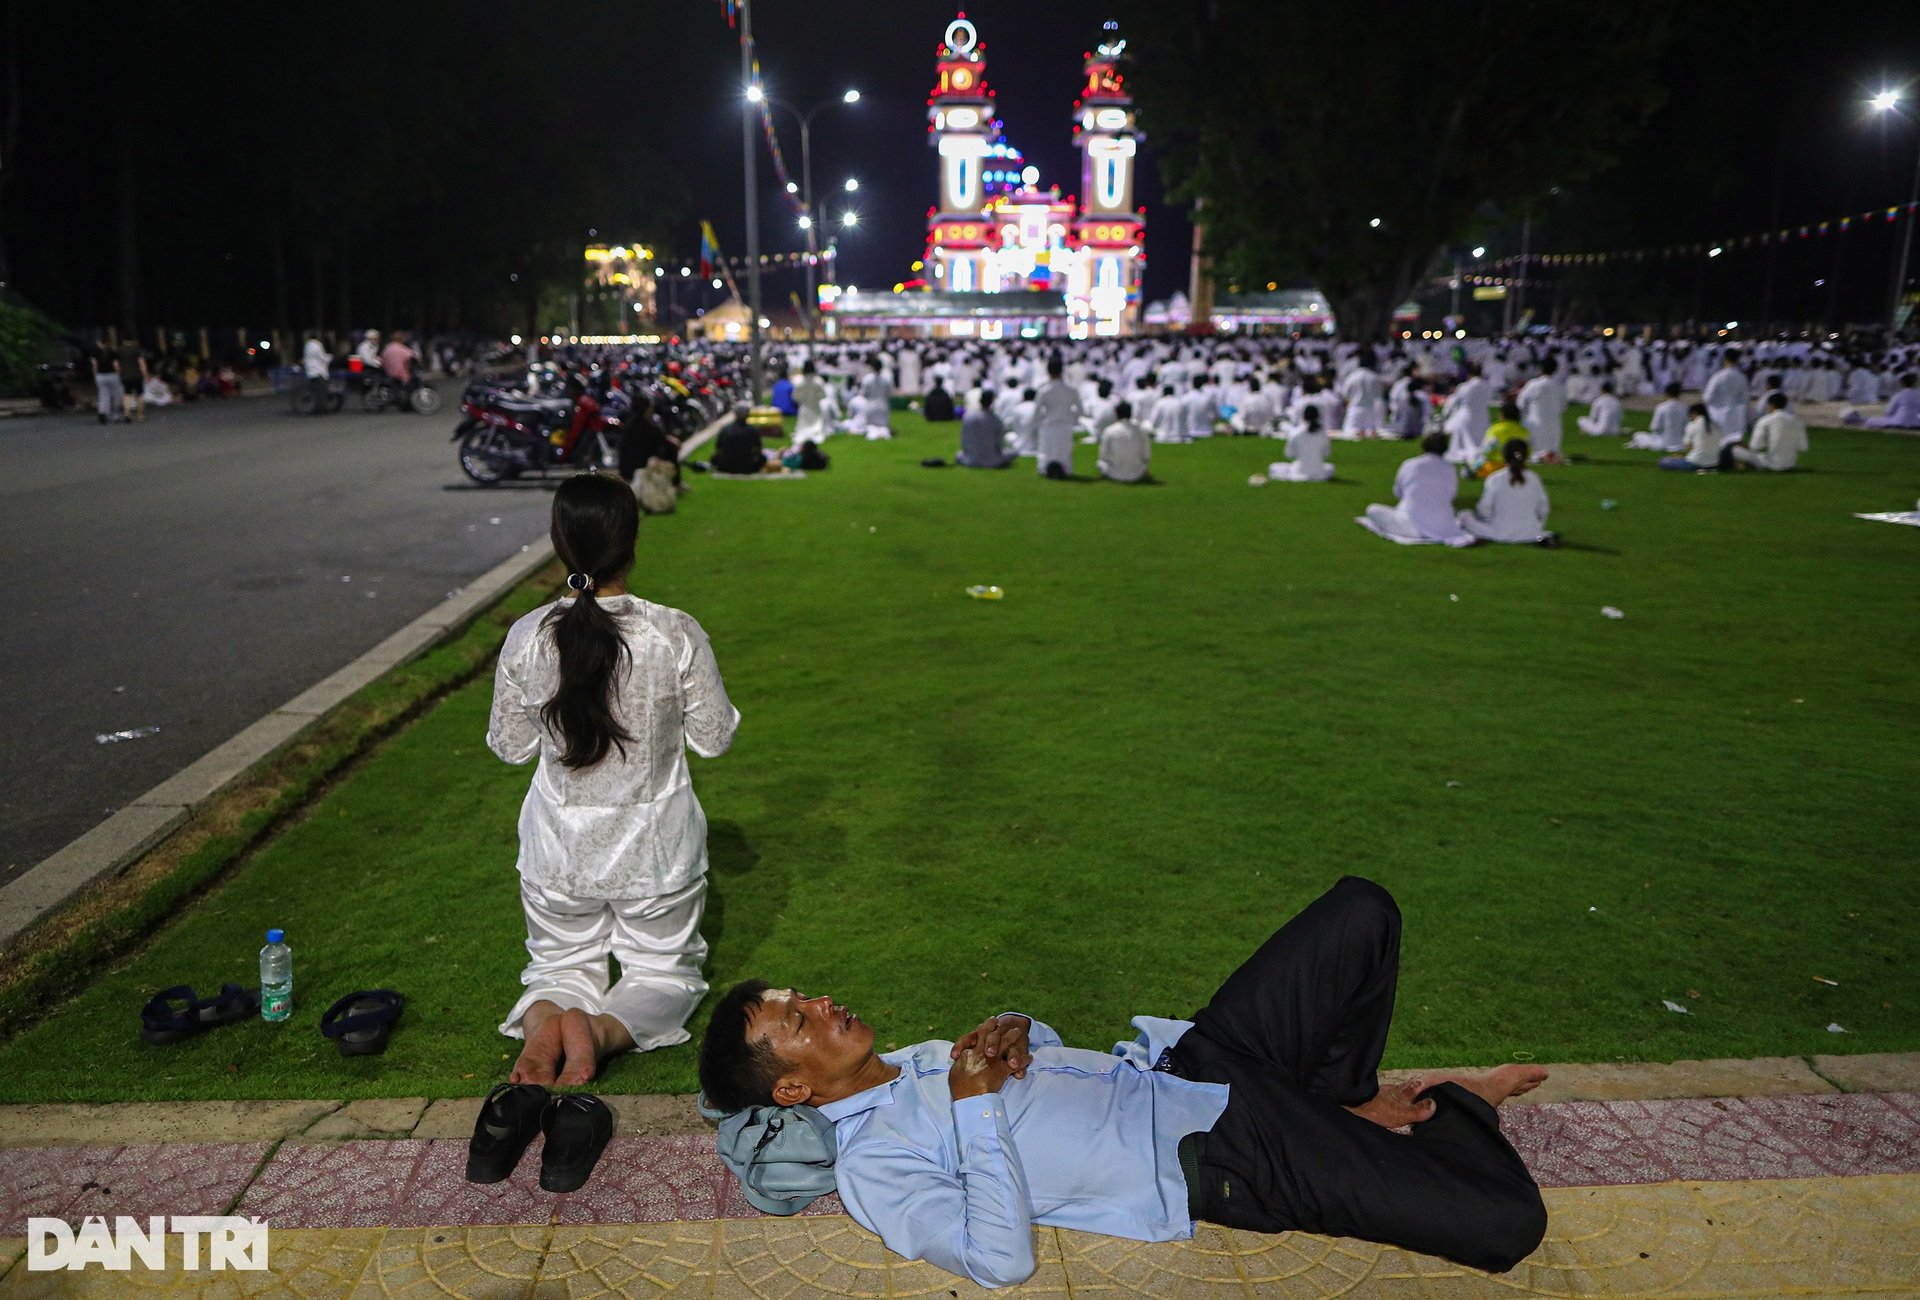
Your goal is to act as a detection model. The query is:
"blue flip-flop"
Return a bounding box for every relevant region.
[139,983,260,1045]
[320,989,405,1056]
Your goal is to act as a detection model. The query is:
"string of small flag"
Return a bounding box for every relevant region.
[1477,200,1920,271]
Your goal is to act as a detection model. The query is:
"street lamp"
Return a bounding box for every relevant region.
[841,211,859,227]
[760,87,863,349]
[1871,88,1920,334]
[844,177,859,192]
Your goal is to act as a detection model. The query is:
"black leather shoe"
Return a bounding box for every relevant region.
[539,1094,614,1193]
[465,1083,549,1184]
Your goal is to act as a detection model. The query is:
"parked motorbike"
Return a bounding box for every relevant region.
[362,374,443,415]
[452,384,619,485]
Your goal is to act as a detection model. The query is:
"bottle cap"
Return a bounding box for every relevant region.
[266,928,285,944]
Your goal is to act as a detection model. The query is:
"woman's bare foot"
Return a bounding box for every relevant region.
[510,1001,565,1085]
[1422,1064,1550,1109]
[549,1008,639,1086]
[1347,1079,1437,1128]
[554,1008,599,1086]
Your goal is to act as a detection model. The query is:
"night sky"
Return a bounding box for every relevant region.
[6,1,1920,332]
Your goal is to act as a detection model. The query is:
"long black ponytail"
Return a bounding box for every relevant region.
[541,473,640,768]
[1503,437,1530,486]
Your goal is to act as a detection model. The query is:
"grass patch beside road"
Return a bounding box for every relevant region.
[0,410,1914,1103]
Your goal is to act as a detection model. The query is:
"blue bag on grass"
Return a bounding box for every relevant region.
[697,1095,837,1215]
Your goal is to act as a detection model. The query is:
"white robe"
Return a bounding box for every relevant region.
[1338,367,1386,432]
[1033,380,1083,473]
[1459,468,1551,543]
[1517,374,1567,458]
[792,377,827,441]
[1268,427,1334,482]
[1703,367,1749,441]
[1576,393,1622,436]
[1627,398,1687,451]
[859,371,893,438]
[1357,454,1473,546]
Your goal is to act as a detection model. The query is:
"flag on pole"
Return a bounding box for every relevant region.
[699,222,719,278]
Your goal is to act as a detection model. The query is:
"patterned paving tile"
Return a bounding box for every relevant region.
[363,1225,550,1299]
[236,1141,424,1229]
[61,1143,269,1223]
[1056,1223,1252,1298]
[1499,1102,1677,1187]
[548,1135,724,1227]
[1740,1092,1920,1176]
[717,1215,900,1299]
[536,1222,717,1297]
[0,1145,122,1233]
[1598,1096,1825,1182]
[392,1141,552,1229]
[1878,1089,1920,1122]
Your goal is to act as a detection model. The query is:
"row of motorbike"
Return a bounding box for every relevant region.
[451,359,739,486]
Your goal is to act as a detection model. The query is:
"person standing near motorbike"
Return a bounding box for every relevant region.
[381,330,419,395]
[303,333,333,417]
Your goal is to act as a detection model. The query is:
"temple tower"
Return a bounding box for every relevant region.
[1070,22,1144,335]
[926,15,995,294]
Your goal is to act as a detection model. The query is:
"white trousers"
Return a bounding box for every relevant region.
[498,875,709,1052]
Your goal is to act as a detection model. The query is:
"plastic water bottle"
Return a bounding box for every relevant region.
[259,928,293,1022]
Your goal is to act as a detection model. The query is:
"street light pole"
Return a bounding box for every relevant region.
[1890,130,1920,335]
[740,0,764,402]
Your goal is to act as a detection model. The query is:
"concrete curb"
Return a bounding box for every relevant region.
[3,1053,1915,1147]
[0,411,730,954]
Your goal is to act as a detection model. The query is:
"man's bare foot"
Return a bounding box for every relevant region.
[1422,1064,1550,1109]
[510,1001,565,1085]
[1347,1079,1437,1128]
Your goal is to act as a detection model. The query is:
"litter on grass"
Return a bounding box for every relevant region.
[967,585,1004,601]
[96,726,160,745]
[1853,511,1920,528]
[1814,976,1839,986]
[1600,498,1618,511]
[1445,780,1463,788]
[1247,474,1268,486]
[1827,1023,1848,1033]
[1601,606,1625,619]
[1661,999,1690,1014]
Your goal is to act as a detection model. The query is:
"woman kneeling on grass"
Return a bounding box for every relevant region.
[487,471,740,1084]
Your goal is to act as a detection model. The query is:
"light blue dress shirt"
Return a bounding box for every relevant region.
[816,1013,1230,1288]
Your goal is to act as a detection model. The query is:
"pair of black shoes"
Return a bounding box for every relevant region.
[465,1083,613,1193]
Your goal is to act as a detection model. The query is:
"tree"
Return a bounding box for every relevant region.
[1116,0,1671,340]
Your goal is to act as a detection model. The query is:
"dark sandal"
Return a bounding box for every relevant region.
[466,1082,549,1184]
[539,1094,614,1193]
[320,989,405,1056]
[139,983,260,1045]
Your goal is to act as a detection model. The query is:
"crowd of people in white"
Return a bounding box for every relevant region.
[761,330,1918,545]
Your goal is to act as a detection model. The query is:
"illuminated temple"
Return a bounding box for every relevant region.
[824,15,1146,339]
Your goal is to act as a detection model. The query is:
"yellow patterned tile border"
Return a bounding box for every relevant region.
[4,1175,1916,1297]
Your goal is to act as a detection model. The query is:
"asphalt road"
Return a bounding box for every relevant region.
[0,387,560,875]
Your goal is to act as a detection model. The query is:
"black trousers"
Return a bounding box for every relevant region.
[1166,876,1548,1274]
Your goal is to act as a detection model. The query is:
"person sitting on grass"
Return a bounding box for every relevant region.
[698,877,1549,1290]
[1266,405,1335,482]
[957,390,1013,468]
[1095,398,1152,483]
[1862,372,1920,430]
[710,403,773,474]
[1576,382,1623,437]
[1730,392,1808,472]
[1627,381,1688,452]
[1659,402,1729,472]
[488,472,739,1086]
[1459,438,1557,546]
[1355,432,1475,546]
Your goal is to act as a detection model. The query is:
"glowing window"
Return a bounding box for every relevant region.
[953,258,975,291]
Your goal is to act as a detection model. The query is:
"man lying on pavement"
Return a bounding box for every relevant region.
[697,877,1549,1288]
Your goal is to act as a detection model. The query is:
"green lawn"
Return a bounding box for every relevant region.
[2,407,1916,1103]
